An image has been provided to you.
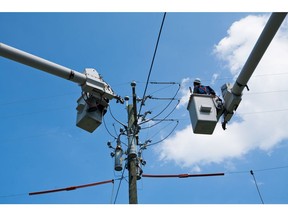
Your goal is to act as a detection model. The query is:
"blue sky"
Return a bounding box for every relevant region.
[1,1,288,215]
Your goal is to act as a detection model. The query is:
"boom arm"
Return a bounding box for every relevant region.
[0,42,122,133]
[221,12,287,128]
[0,43,86,85]
[0,42,121,101]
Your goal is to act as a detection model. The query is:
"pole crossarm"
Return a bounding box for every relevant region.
[142,172,225,178]
[29,179,114,196]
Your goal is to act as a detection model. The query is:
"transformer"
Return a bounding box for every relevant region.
[114,146,123,171]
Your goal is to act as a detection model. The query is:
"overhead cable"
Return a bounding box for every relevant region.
[250,170,265,204]
[29,179,114,196]
[142,172,225,178]
[113,166,127,204]
[139,83,180,126]
[138,12,167,116]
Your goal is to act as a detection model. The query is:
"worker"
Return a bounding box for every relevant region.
[193,78,216,96]
[193,78,223,109]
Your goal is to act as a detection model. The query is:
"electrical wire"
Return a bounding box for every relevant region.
[98,107,130,148]
[147,120,179,146]
[0,193,27,198]
[238,108,288,116]
[138,12,167,117]
[0,91,78,106]
[103,114,118,140]
[226,165,288,175]
[108,106,127,128]
[110,178,115,204]
[226,166,288,204]
[0,105,71,120]
[140,100,180,130]
[1,71,286,107]
[148,82,179,96]
[1,164,288,202]
[137,83,180,124]
[139,83,180,126]
[113,165,127,204]
[142,172,225,178]
[254,165,288,172]
[250,170,265,204]
[29,179,114,196]
[145,119,177,141]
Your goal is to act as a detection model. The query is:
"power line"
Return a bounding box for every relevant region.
[254,165,288,172]
[238,108,288,115]
[227,165,288,204]
[139,83,180,126]
[2,13,287,205]
[0,91,78,106]
[103,114,118,140]
[1,164,288,202]
[113,166,127,204]
[226,165,288,174]
[0,105,71,120]
[142,172,225,178]
[250,170,265,204]
[138,12,167,116]
[28,179,114,196]
[146,120,179,147]
[0,193,27,198]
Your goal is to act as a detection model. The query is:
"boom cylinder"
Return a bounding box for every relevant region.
[0,43,86,85]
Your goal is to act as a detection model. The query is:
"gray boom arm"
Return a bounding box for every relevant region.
[221,12,287,126]
[0,43,86,85]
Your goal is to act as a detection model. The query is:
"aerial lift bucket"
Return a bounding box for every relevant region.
[187,94,218,135]
[76,96,103,133]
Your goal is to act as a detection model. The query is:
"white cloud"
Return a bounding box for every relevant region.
[211,73,220,85]
[177,77,193,109]
[155,14,288,171]
[214,15,269,76]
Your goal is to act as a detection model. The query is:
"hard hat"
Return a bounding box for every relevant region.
[194,78,201,84]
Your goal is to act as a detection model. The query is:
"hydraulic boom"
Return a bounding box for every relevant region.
[0,42,121,133]
[0,43,86,85]
[220,12,287,129]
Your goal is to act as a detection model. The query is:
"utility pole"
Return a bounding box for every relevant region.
[127,81,139,204]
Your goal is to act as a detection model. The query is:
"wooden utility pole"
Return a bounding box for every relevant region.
[127,81,138,204]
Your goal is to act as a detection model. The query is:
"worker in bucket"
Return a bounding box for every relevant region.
[193,78,216,96]
[193,78,223,109]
